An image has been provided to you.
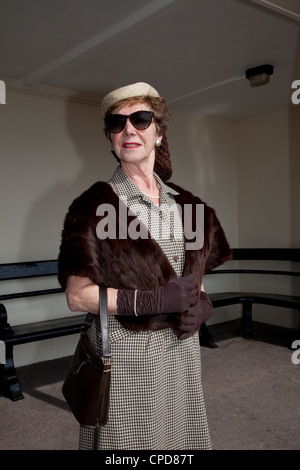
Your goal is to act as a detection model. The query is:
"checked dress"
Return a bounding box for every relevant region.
[78,167,212,450]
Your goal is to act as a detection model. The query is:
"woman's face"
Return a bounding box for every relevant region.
[109,102,161,169]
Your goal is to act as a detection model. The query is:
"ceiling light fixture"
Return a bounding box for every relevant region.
[245,64,274,87]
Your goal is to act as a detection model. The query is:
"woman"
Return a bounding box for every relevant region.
[58,82,231,450]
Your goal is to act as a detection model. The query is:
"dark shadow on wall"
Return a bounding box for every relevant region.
[290,27,300,319]
[290,24,300,248]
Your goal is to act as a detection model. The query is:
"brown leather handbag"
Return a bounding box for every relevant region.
[62,287,111,427]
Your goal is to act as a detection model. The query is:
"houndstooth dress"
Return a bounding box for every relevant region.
[78,167,211,450]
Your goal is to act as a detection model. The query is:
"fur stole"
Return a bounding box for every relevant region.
[58,181,232,334]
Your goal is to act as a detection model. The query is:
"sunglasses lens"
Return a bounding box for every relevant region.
[105,115,126,133]
[105,111,154,133]
[130,111,153,130]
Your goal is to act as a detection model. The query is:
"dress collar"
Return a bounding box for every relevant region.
[108,165,179,201]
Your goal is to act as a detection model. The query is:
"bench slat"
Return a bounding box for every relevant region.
[0,260,58,280]
[0,287,64,301]
[231,248,300,261]
[210,292,300,309]
[5,314,86,345]
[208,269,300,276]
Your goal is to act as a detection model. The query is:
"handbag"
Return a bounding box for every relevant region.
[62,287,111,427]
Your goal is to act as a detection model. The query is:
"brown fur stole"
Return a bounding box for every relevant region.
[58,181,232,334]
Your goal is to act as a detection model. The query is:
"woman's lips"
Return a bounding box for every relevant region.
[122,142,141,148]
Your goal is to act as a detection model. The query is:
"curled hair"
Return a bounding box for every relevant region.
[103,96,173,182]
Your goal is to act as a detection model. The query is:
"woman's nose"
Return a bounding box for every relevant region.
[124,117,136,134]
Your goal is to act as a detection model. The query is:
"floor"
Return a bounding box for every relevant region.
[0,320,299,450]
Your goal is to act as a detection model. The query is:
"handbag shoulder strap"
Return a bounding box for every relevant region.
[99,287,111,360]
[83,287,111,360]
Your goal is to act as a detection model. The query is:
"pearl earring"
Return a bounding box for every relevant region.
[156,139,161,146]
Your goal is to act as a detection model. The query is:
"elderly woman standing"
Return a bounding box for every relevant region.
[58,82,231,450]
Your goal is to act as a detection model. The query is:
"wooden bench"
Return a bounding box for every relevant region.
[0,260,87,401]
[206,248,300,346]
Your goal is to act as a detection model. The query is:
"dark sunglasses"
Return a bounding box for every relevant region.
[105,110,155,133]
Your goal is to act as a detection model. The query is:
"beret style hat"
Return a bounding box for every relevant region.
[101,82,160,116]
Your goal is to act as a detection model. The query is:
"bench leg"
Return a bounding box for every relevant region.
[241,299,254,339]
[0,304,24,401]
[0,343,24,401]
[199,322,218,348]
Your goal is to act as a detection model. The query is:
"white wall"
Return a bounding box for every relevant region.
[168,112,238,244]
[0,78,298,366]
[0,82,116,263]
[168,112,240,324]
[237,108,300,328]
[237,109,291,247]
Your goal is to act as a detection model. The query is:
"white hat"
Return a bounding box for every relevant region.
[101,82,160,116]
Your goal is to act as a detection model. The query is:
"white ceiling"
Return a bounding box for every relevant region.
[1,0,299,119]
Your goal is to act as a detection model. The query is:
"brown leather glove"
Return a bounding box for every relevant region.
[176,291,213,339]
[117,274,196,316]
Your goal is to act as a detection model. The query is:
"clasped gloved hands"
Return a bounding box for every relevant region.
[176,291,213,339]
[117,274,196,316]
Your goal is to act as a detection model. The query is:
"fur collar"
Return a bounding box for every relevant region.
[58,181,231,334]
